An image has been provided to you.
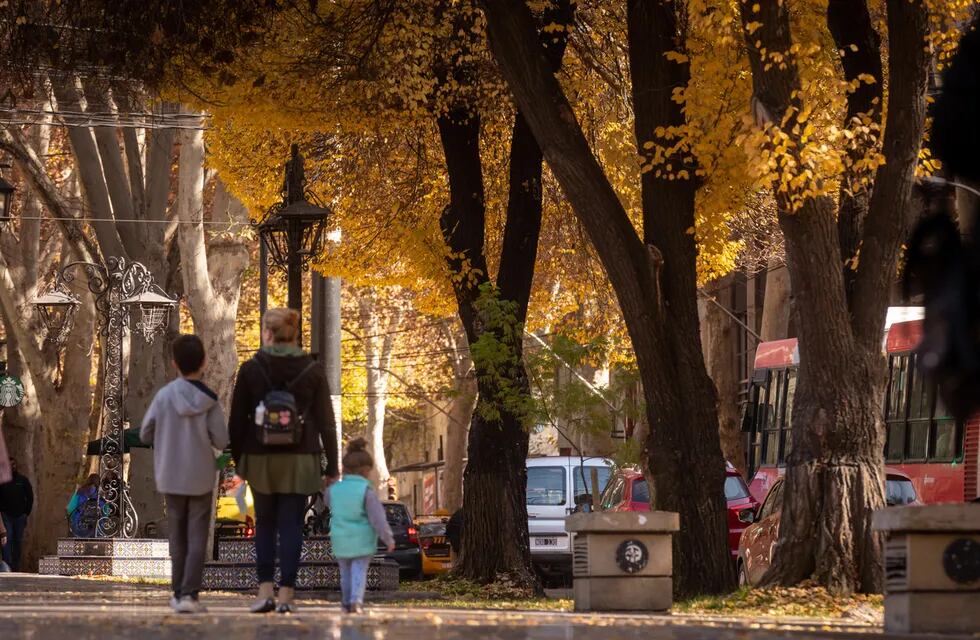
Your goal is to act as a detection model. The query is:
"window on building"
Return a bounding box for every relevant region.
[885,354,963,463]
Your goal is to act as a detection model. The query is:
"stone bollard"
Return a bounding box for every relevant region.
[872,503,980,634]
[565,511,679,612]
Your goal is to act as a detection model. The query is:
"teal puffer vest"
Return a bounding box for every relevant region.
[329,475,378,559]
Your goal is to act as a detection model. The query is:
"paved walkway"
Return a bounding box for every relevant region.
[0,574,953,640]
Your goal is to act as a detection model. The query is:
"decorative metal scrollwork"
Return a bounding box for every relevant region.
[33,257,177,539]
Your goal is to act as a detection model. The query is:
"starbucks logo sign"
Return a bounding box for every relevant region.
[616,539,649,574]
[0,374,25,408]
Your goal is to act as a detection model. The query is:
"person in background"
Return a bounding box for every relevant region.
[0,457,33,571]
[67,474,102,538]
[446,507,464,559]
[229,308,339,614]
[0,515,7,571]
[325,438,394,614]
[141,334,229,614]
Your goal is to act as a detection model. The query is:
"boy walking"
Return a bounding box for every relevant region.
[141,335,228,614]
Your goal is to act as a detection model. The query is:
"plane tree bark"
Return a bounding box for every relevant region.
[737,0,930,593]
[478,0,734,595]
[176,123,251,409]
[440,321,477,513]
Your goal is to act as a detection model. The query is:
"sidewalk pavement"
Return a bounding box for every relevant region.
[0,574,963,640]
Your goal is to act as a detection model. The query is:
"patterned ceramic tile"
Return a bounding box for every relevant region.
[38,555,171,579]
[201,560,399,591]
[216,537,334,563]
[56,538,169,559]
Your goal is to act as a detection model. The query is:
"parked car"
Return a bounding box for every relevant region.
[598,462,759,558]
[377,501,423,580]
[526,456,613,581]
[737,470,920,586]
[416,516,453,577]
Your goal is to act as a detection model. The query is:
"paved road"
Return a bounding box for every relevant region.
[0,574,950,640]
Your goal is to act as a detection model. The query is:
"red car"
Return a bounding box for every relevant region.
[737,470,919,586]
[597,463,759,558]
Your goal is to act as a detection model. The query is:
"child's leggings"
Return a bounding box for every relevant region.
[337,556,373,605]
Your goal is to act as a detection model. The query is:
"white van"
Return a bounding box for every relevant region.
[526,455,613,579]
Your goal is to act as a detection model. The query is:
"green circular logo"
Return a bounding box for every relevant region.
[0,374,25,408]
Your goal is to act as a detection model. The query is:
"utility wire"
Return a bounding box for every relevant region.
[7,214,247,225]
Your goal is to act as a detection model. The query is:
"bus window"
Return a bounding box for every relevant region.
[780,370,797,460]
[884,353,964,463]
[907,366,930,460]
[931,393,959,461]
[762,370,784,466]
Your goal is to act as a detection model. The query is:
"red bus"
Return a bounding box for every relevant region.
[743,321,980,505]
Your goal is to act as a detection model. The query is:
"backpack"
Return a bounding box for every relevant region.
[253,357,317,447]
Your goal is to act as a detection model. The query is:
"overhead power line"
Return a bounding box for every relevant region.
[0,107,211,130]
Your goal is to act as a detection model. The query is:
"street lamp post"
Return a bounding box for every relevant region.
[258,144,332,338]
[33,257,177,538]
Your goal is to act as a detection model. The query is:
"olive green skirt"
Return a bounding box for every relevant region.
[238,453,321,495]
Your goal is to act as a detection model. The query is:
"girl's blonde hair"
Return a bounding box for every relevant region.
[263,308,301,344]
[343,438,374,476]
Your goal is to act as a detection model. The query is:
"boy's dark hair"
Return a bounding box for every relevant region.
[172,334,206,375]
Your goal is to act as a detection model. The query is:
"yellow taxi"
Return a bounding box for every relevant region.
[416,514,452,577]
[215,470,255,538]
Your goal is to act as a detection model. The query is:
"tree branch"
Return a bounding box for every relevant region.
[851,0,930,347]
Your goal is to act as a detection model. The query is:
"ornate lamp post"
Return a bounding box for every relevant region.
[33,257,177,538]
[258,145,332,336]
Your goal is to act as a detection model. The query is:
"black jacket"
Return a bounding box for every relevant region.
[0,472,33,517]
[229,351,339,477]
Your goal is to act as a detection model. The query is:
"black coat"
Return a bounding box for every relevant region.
[0,472,33,517]
[229,351,339,477]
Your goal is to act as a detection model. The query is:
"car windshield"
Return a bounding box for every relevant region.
[886,478,917,506]
[724,475,751,501]
[573,465,612,498]
[527,467,566,506]
[384,504,412,526]
[419,522,446,536]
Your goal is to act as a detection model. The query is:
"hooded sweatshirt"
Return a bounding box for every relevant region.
[140,378,229,496]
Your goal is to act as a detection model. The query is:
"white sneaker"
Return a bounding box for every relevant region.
[176,595,206,614]
[169,596,181,612]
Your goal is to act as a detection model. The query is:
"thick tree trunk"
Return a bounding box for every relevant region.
[480,0,734,595]
[760,262,792,340]
[740,0,929,594]
[700,277,746,474]
[176,125,249,409]
[437,108,535,586]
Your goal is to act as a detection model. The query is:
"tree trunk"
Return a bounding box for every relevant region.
[176,124,250,409]
[479,0,734,595]
[354,288,403,489]
[740,0,930,593]
[700,276,746,474]
[437,105,537,586]
[760,261,792,340]
[441,322,476,513]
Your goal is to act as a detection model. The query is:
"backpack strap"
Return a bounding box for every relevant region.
[252,354,316,393]
[286,361,318,391]
[251,355,276,390]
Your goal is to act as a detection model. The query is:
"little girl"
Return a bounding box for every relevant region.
[326,438,394,613]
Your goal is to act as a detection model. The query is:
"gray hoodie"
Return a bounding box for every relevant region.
[140,378,229,496]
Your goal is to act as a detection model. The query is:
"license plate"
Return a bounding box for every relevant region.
[534,537,559,547]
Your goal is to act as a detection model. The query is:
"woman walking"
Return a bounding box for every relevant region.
[325,438,394,614]
[229,308,339,613]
